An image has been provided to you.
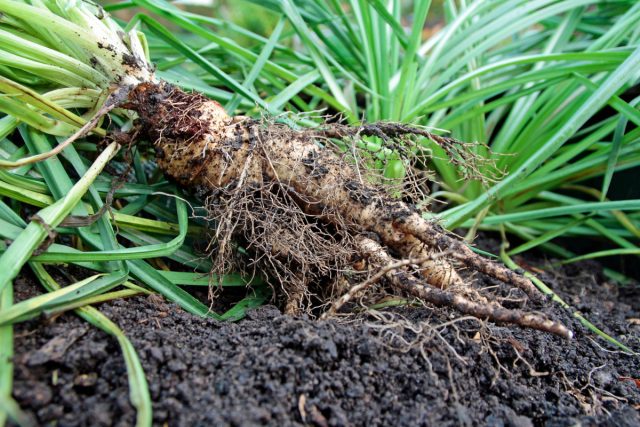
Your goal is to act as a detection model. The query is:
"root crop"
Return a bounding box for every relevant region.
[125,81,572,339]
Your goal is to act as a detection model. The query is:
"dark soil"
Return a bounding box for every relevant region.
[9,253,640,426]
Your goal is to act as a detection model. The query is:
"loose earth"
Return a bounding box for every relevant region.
[10,251,640,426]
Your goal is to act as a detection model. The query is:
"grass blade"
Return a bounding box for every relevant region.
[500,238,634,353]
[29,263,152,427]
[0,142,119,294]
[444,44,640,226]
[0,283,14,427]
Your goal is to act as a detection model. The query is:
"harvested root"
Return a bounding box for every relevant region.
[124,81,571,339]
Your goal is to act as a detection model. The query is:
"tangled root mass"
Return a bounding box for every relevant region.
[126,82,572,339]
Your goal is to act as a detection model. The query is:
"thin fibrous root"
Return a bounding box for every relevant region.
[355,236,573,339]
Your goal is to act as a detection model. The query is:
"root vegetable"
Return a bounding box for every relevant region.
[125,82,572,339]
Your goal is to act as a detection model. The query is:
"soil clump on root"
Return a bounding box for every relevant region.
[10,248,640,427]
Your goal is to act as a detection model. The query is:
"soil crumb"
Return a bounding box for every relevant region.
[10,256,640,427]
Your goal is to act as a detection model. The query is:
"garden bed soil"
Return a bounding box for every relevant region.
[9,251,640,426]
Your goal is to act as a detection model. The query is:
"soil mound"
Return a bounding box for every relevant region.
[10,257,640,426]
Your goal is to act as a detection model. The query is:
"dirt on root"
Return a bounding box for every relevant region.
[9,253,640,427]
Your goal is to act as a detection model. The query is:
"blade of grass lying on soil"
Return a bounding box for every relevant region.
[156,271,259,287]
[0,273,126,325]
[127,259,272,321]
[42,288,145,314]
[218,286,271,322]
[499,230,634,354]
[30,199,189,262]
[127,259,214,318]
[557,248,640,265]
[0,283,13,427]
[0,396,31,427]
[29,263,151,427]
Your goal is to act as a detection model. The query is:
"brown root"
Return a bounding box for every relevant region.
[126,81,571,338]
[354,236,572,339]
[392,214,543,301]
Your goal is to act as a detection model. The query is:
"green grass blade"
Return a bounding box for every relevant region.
[0,142,119,294]
[137,14,268,110]
[559,248,640,264]
[0,395,31,427]
[29,263,151,427]
[157,270,259,287]
[0,274,99,325]
[507,218,586,256]
[601,115,628,201]
[0,272,128,325]
[128,259,218,319]
[267,70,320,111]
[219,286,271,321]
[280,0,351,112]
[32,198,188,262]
[226,17,285,113]
[0,283,14,427]
[482,200,640,225]
[500,242,634,353]
[443,43,640,227]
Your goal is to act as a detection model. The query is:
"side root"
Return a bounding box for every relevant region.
[355,236,573,339]
[395,216,543,301]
